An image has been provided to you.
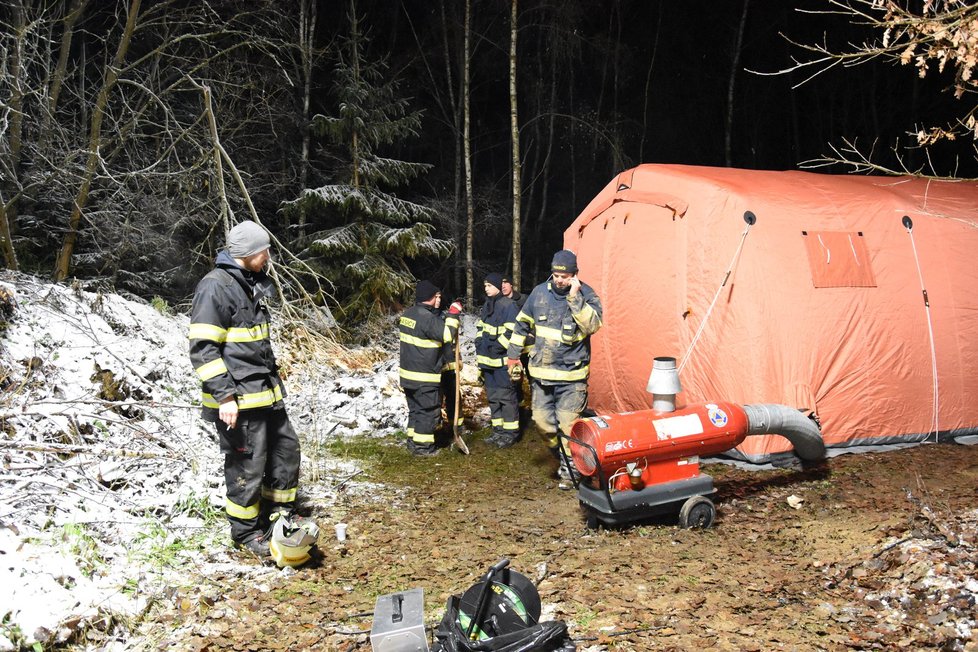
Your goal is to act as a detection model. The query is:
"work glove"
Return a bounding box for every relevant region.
[506,358,523,381]
[448,301,463,315]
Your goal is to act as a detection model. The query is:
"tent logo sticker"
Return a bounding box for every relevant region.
[706,404,728,428]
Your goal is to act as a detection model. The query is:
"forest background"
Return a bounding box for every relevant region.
[2,0,976,329]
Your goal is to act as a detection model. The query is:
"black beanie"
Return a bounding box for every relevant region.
[416,279,440,303]
[484,272,503,292]
[551,249,578,274]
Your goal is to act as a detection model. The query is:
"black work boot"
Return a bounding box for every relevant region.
[406,439,440,457]
[492,431,521,448]
[233,532,270,558]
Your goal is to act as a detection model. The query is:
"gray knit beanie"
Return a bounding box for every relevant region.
[226,221,271,258]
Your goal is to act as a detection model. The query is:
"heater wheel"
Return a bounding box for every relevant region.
[678,495,716,529]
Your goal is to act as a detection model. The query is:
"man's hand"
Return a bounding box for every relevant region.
[219,396,239,429]
[568,275,581,298]
[506,358,523,381]
[448,301,463,315]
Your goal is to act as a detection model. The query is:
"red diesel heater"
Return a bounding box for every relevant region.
[560,357,826,529]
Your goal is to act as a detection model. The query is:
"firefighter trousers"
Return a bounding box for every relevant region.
[483,367,519,437]
[216,407,300,543]
[530,380,588,452]
[404,383,441,445]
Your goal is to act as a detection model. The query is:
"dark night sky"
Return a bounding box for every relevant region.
[9,0,970,297]
[313,0,971,277]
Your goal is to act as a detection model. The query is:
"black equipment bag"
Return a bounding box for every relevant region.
[431,595,574,652]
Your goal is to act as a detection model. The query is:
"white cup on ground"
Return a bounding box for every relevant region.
[334,522,348,542]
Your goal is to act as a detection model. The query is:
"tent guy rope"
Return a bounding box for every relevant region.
[679,210,756,375]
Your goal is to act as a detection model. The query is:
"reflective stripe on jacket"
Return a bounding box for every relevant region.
[476,296,518,369]
[189,250,285,421]
[506,280,603,384]
[400,303,455,388]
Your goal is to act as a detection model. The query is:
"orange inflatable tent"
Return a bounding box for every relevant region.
[565,164,978,462]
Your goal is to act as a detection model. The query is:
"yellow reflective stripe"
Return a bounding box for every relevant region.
[510,333,526,347]
[203,386,284,410]
[399,368,442,383]
[479,321,502,336]
[262,485,297,503]
[189,323,228,342]
[535,325,564,342]
[237,385,284,410]
[412,432,435,443]
[445,316,460,329]
[400,333,441,348]
[442,361,458,371]
[535,325,585,343]
[498,333,511,349]
[477,355,504,367]
[502,420,519,431]
[578,303,601,326]
[226,323,270,343]
[516,312,534,325]
[530,364,590,381]
[442,323,454,343]
[226,498,260,519]
[491,417,503,426]
[195,358,228,381]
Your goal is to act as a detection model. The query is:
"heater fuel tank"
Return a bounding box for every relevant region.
[568,402,750,477]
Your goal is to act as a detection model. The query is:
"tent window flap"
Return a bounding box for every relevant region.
[802,230,877,288]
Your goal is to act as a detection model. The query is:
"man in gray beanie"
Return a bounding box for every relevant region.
[189,221,306,559]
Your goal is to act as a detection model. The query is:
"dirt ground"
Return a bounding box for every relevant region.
[141,437,978,652]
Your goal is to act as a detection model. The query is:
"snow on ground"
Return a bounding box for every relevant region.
[0,272,478,650]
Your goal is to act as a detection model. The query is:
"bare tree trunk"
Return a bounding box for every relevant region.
[640,6,662,162]
[202,86,231,235]
[439,0,464,294]
[49,0,89,115]
[54,0,141,281]
[296,0,316,240]
[463,0,474,306]
[509,0,522,287]
[0,0,26,270]
[725,0,750,167]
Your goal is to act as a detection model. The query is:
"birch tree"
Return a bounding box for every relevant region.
[509,0,522,289]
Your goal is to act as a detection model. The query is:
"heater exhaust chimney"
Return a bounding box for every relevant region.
[646,356,682,412]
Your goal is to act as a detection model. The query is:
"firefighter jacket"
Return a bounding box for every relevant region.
[506,279,603,384]
[506,289,527,309]
[189,250,285,421]
[400,303,458,389]
[476,295,518,370]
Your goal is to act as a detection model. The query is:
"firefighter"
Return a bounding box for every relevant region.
[477,273,521,448]
[189,221,301,557]
[439,296,464,440]
[506,250,603,488]
[501,273,531,417]
[501,275,526,309]
[399,280,462,456]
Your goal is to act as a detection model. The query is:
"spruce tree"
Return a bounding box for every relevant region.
[283,1,451,323]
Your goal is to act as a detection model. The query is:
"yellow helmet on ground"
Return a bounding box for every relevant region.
[269,514,319,568]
